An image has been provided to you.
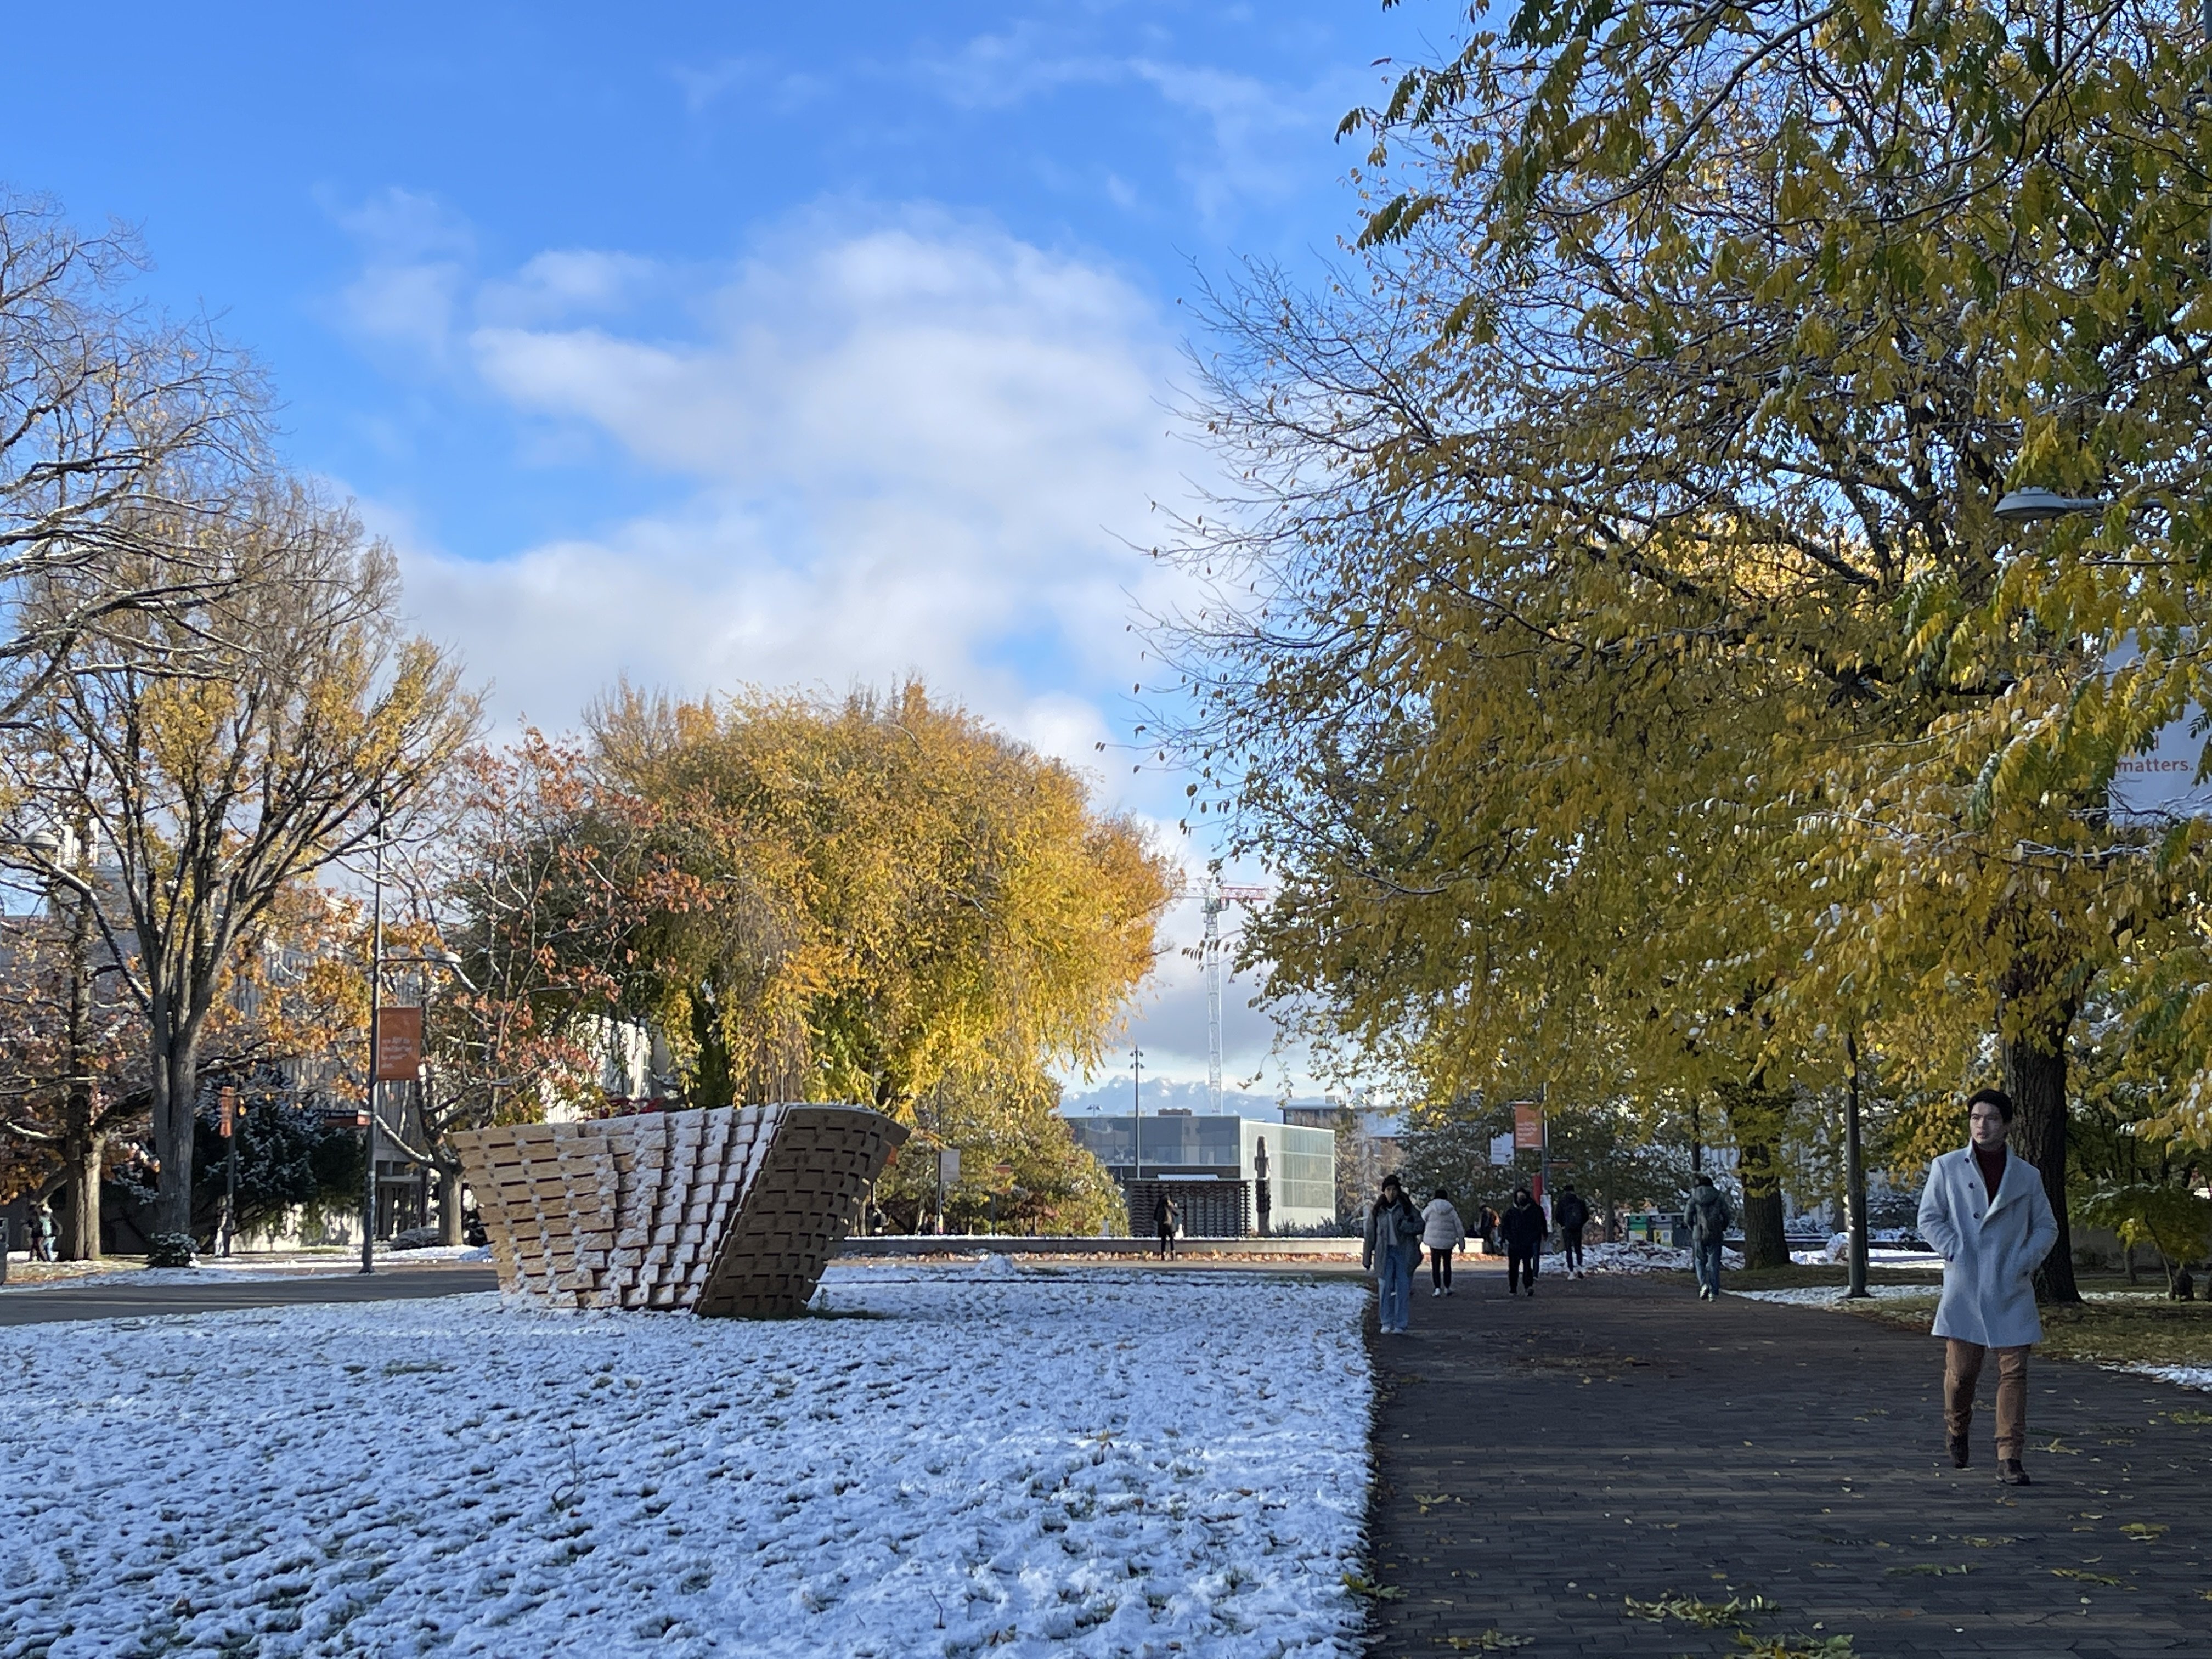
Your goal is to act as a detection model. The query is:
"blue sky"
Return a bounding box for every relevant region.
[7,0,1449,1089]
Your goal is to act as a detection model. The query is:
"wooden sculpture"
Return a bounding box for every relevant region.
[449,1102,907,1317]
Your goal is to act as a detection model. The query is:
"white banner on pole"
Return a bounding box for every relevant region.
[2109,710,2212,822]
[1488,1131,1515,1166]
[2104,636,2212,823]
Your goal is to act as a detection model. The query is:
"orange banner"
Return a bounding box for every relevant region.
[374,1006,425,1081]
[1513,1103,1544,1150]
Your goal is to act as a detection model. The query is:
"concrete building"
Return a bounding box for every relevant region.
[1065,1111,1336,1235]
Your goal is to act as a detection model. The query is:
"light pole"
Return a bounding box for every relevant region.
[1842,1030,1870,1300]
[359,799,386,1274]
[1130,1043,1143,1182]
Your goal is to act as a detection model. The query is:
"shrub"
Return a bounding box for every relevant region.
[145,1233,198,1268]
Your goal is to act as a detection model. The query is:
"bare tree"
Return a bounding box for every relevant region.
[0,192,264,723]
[1,484,481,1238]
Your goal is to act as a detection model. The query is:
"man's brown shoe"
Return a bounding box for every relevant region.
[1948,1436,1970,1469]
[1998,1458,2030,1486]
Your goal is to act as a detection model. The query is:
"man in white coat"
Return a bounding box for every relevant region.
[1917,1087,2059,1487]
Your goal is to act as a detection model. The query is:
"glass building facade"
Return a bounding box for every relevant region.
[1064,1113,1336,1231]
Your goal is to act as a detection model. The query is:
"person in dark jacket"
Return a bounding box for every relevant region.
[1499,1187,1547,1296]
[1153,1192,1178,1260]
[1685,1173,1732,1300]
[1476,1203,1502,1256]
[1554,1184,1592,1278]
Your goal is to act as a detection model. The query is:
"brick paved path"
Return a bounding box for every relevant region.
[1364,1261,2211,1657]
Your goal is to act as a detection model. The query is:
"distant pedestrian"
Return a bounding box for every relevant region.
[1422,1188,1467,1296]
[1554,1183,1591,1278]
[32,1199,55,1264]
[1685,1173,1731,1301]
[1499,1187,1546,1297]
[1153,1192,1178,1260]
[1476,1203,1502,1256]
[1363,1174,1423,1333]
[1918,1086,2058,1487]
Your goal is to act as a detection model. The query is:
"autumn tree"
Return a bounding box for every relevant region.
[0,485,478,1237]
[0,826,144,1256]
[373,735,681,1243]
[0,867,369,1256]
[1159,0,2212,1295]
[589,681,1177,1205]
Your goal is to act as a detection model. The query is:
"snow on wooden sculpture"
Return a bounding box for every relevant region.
[450,1103,908,1317]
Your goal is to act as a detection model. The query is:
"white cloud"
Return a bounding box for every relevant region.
[359,206,1198,756]
[912,27,1347,225]
[328,187,476,365]
[477,250,661,328]
[343,198,1319,1090]
[1128,59,1319,221]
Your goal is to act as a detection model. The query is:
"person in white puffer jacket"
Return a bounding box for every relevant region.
[1421,1189,1468,1296]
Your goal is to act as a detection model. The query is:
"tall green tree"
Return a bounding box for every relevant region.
[1160,0,2212,1298]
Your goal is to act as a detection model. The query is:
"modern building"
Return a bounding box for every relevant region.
[1066,1111,1336,1235]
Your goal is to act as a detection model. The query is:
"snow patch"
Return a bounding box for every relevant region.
[0,1265,1370,1658]
[2121,1363,2212,1395]
[1729,1284,1937,1307]
[1542,1240,1745,1276]
[387,1243,495,1262]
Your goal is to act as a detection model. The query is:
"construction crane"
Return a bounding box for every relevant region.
[1200,881,1272,1115]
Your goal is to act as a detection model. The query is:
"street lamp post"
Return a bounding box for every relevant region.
[1130,1043,1143,1182]
[1843,1030,1871,1300]
[360,801,386,1275]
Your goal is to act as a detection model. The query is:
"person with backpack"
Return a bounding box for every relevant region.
[1499,1186,1547,1296]
[1685,1172,1732,1300]
[1554,1183,1592,1278]
[1363,1174,1424,1333]
[1153,1191,1179,1260]
[1421,1188,1468,1295]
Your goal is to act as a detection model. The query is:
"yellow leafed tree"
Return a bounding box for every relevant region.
[590,681,1177,1232]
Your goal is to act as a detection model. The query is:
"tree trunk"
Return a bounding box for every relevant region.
[57,1126,103,1260]
[436,1158,465,1246]
[1737,1142,1788,1268]
[1718,1079,1791,1269]
[148,1010,202,1240]
[55,882,104,1260]
[2002,1006,2080,1305]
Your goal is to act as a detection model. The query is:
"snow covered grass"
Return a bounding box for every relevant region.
[1729,1284,1937,1307]
[1788,1244,1948,1269]
[0,1263,1370,1659]
[1542,1240,1744,1276]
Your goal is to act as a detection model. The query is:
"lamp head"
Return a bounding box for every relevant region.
[1994,487,2108,523]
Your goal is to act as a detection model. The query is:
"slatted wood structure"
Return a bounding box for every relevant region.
[450,1103,906,1317]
